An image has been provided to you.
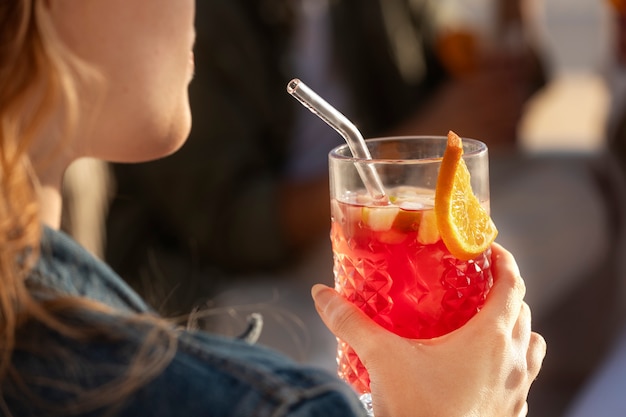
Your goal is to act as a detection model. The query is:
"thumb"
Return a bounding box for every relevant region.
[311,284,388,353]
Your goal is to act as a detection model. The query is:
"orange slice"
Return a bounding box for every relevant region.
[435,131,498,260]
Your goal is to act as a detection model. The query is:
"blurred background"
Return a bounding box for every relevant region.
[519,0,610,151]
[61,0,626,416]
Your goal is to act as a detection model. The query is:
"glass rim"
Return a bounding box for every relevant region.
[329,135,488,163]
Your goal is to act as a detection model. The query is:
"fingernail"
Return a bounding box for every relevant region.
[311,284,334,310]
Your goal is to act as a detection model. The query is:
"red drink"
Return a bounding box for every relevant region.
[330,188,493,394]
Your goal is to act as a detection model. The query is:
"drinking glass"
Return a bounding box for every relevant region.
[328,136,494,414]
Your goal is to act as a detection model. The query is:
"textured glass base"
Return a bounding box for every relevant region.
[359,393,374,417]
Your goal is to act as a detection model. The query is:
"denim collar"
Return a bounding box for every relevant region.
[27,226,152,315]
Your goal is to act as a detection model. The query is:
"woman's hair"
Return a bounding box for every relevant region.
[0,2,176,415]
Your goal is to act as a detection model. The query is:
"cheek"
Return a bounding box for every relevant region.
[85,34,194,161]
[54,1,196,162]
[109,42,194,161]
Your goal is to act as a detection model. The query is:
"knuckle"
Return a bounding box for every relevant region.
[519,302,532,323]
[531,332,547,357]
[514,275,527,299]
[527,332,547,376]
[327,298,361,339]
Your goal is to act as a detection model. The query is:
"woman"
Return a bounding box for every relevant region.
[0,1,545,416]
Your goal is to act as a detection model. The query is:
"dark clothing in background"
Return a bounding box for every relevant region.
[105,1,447,298]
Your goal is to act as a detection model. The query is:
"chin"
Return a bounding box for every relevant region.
[116,104,193,163]
[135,124,192,162]
[151,100,193,160]
[155,129,191,159]
[101,123,191,164]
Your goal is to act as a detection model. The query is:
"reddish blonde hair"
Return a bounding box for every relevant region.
[0,2,176,415]
[0,0,50,375]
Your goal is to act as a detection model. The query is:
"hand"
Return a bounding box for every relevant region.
[312,243,546,417]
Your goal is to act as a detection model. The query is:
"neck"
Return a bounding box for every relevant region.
[33,154,70,230]
[38,181,63,229]
[29,122,81,230]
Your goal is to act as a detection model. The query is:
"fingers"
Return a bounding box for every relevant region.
[311,284,388,355]
[481,243,527,330]
[517,401,529,417]
[526,331,547,380]
[512,302,532,347]
[489,243,546,380]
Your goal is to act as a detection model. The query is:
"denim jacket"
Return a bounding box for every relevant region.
[4,228,366,417]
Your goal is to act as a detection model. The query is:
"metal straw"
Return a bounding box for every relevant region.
[286,78,387,201]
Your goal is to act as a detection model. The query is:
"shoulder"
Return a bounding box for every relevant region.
[120,328,366,417]
[20,228,365,416]
[31,226,152,313]
[10,313,365,417]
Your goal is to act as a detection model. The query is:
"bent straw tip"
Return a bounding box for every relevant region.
[286,78,301,94]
